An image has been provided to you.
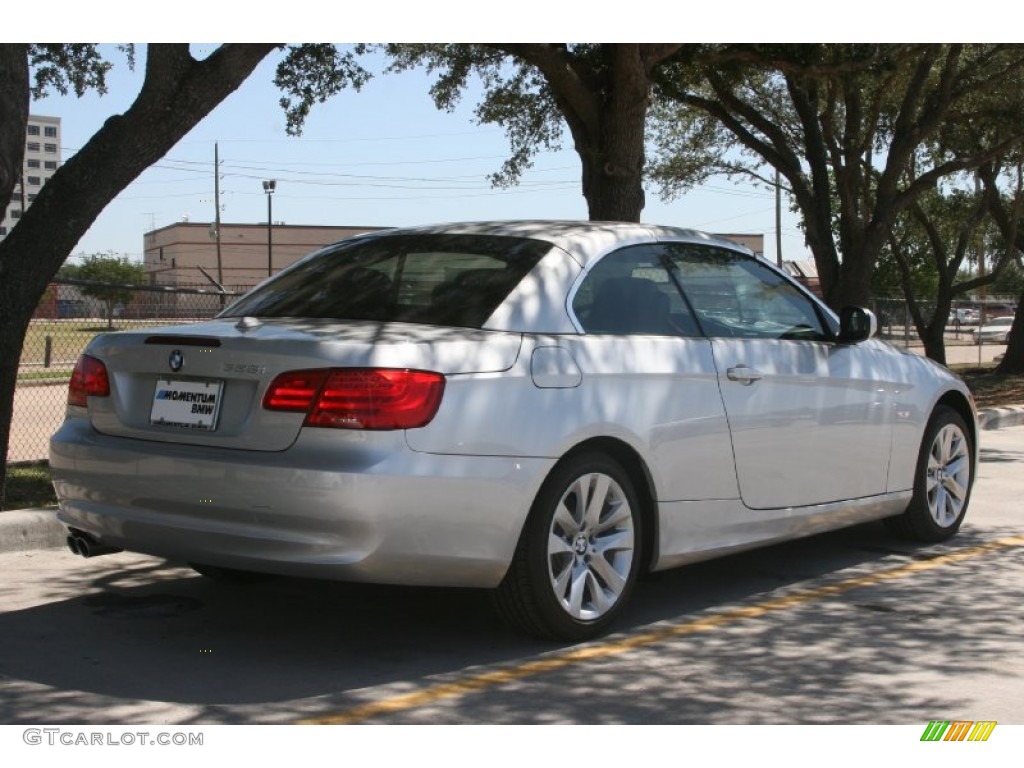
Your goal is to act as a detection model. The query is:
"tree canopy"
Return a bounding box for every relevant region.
[66,254,148,328]
[653,44,1024,310]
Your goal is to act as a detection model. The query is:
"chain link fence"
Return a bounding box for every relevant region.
[10,279,241,464]
[872,295,1017,363]
[7,281,1019,466]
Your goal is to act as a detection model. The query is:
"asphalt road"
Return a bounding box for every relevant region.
[0,427,1021,726]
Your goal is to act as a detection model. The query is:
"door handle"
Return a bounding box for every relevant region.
[726,366,763,385]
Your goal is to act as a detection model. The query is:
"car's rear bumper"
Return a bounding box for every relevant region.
[49,417,551,588]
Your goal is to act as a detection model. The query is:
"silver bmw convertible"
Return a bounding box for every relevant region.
[50,220,977,640]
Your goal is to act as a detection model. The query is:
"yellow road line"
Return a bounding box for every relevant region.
[300,535,1024,725]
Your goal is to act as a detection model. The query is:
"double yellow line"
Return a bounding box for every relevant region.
[300,535,1024,725]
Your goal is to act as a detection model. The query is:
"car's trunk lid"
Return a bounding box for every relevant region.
[82,318,522,451]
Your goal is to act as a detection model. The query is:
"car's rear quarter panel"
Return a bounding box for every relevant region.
[406,334,739,502]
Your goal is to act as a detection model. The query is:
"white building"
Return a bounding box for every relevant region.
[0,114,61,239]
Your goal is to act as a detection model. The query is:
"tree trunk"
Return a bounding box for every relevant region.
[0,44,31,509]
[824,254,875,311]
[919,321,948,366]
[512,44,656,223]
[587,47,649,222]
[0,45,28,213]
[580,143,646,221]
[995,296,1024,374]
[0,44,275,508]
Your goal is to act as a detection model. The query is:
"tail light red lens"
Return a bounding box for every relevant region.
[263,368,445,430]
[261,369,330,412]
[68,354,110,407]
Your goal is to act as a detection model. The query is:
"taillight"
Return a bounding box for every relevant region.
[261,370,330,412]
[263,368,445,430]
[68,354,110,407]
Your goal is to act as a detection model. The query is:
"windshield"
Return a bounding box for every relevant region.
[220,233,551,328]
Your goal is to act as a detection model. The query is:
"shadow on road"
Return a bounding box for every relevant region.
[0,519,1020,724]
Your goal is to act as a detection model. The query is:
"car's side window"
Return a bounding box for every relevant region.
[661,243,830,341]
[572,246,700,336]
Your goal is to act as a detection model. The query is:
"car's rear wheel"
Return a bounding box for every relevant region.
[886,405,973,542]
[493,452,643,641]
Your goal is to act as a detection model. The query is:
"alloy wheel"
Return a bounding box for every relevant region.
[925,423,971,529]
[546,472,636,622]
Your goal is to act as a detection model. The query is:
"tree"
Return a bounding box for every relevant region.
[978,162,1024,373]
[74,254,147,328]
[276,43,685,221]
[654,44,1024,311]
[882,181,1019,364]
[0,43,276,508]
[989,258,1024,297]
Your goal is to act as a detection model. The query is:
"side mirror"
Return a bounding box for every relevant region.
[837,306,877,344]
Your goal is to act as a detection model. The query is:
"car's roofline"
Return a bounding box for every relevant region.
[341,220,755,268]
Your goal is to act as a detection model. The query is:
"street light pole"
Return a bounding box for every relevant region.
[262,179,276,276]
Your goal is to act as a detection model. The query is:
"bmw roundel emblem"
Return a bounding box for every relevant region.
[169,349,184,372]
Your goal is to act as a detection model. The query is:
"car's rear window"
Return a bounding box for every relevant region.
[220,233,551,327]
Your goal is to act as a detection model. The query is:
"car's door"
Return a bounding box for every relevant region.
[568,245,739,503]
[660,243,895,510]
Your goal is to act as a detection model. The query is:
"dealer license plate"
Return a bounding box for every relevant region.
[150,378,224,430]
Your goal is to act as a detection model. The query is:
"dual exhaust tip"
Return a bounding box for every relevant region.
[66,530,122,559]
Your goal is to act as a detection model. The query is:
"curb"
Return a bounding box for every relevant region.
[16,377,71,388]
[978,405,1024,431]
[0,507,66,553]
[3,406,1023,556]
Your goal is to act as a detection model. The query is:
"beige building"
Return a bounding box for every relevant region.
[143,222,386,291]
[1,114,61,239]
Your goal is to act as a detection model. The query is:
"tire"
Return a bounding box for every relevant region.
[189,563,271,584]
[492,452,644,641]
[886,405,974,542]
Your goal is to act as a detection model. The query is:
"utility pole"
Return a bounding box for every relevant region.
[775,169,783,268]
[263,180,276,277]
[214,143,224,305]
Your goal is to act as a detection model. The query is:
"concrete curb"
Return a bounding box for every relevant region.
[0,507,66,553]
[978,405,1024,431]
[16,377,71,388]
[3,405,1023,556]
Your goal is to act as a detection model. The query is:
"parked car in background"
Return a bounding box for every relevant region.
[984,303,1017,318]
[948,308,980,325]
[50,221,978,640]
[973,315,1015,343]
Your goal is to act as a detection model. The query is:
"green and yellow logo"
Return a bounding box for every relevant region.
[921,721,997,742]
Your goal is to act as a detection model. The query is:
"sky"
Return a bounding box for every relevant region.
[12,5,984,266]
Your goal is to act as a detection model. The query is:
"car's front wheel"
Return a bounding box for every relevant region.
[886,405,974,542]
[493,452,643,641]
